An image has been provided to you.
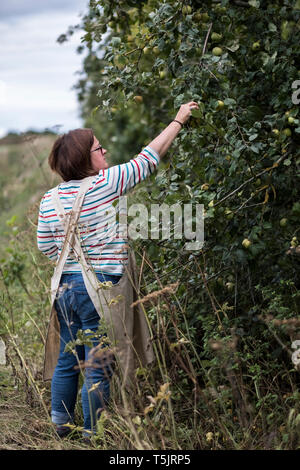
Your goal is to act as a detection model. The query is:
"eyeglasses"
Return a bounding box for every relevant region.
[91,144,103,153]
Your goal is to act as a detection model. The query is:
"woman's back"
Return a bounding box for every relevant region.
[37,145,159,275]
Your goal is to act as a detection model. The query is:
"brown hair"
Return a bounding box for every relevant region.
[48,128,96,181]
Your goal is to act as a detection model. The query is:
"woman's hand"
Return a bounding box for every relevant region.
[147,101,200,158]
[175,101,199,125]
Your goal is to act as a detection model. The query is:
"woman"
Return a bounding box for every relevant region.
[37,101,199,439]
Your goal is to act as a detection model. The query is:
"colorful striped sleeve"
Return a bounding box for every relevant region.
[37,198,58,261]
[104,145,160,195]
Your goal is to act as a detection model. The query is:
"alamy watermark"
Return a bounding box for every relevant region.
[95,196,204,251]
[292,80,300,105]
[291,340,300,367]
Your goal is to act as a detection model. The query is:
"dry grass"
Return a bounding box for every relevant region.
[0,366,93,450]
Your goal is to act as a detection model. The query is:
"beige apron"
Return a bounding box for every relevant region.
[43,176,154,388]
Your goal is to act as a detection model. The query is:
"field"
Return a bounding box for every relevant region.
[1,0,300,451]
[0,132,300,450]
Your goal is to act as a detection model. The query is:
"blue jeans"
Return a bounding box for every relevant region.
[51,272,122,434]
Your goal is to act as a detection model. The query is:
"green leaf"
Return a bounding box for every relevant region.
[250,144,260,154]
[248,0,260,7]
[224,98,236,107]
[6,215,17,227]
[292,202,300,214]
[268,23,277,32]
[226,41,240,52]
[191,108,203,118]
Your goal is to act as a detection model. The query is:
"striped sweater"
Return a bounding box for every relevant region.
[37,145,160,275]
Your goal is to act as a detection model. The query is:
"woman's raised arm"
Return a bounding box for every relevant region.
[147,101,199,158]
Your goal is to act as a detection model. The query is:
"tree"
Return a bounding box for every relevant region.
[60,0,300,448]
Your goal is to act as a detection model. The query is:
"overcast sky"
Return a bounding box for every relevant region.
[0,0,90,137]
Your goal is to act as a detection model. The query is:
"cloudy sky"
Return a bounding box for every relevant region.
[0,0,90,137]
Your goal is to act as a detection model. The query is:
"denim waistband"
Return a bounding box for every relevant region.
[60,272,122,284]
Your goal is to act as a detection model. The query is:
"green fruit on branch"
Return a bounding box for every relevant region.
[159,70,167,79]
[211,32,222,42]
[280,218,287,227]
[212,47,223,56]
[201,12,210,22]
[193,12,202,21]
[216,100,224,110]
[288,116,295,124]
[242,238,252,249]
[182,5,192,15]
[283,128,292,137]
[215,5,227,13]
[291,236,298,247]
[272,129,279,136]
[251,41,260,51]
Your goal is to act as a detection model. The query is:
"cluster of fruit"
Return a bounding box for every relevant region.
[271,110,298,138]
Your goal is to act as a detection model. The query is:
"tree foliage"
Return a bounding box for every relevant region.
[64,0,300,447]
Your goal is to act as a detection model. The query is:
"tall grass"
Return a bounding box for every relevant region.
[1,136,300,450]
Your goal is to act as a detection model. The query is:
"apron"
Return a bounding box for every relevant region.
[42,176,154,388]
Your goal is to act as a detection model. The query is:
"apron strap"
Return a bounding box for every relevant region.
[52,176,93,227]
[51,175,120,319]
[50,176,95,301]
